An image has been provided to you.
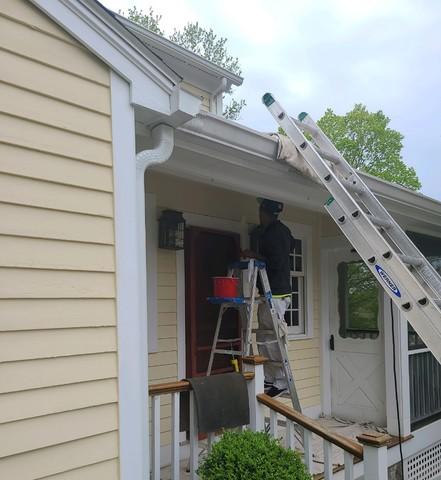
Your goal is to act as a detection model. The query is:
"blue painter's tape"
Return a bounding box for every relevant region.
[375,265,401,298]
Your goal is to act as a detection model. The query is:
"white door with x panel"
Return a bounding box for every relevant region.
[329,248,386,425]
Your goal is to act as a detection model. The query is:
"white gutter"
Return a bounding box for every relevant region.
[136,122,174,354]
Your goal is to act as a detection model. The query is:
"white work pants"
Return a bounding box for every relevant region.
[257,297,290,389]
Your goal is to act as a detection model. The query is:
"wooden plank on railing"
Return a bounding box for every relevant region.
[257,393,363,459]
[149,372,255,396]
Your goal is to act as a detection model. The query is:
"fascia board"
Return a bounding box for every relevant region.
[30,0,176,113]
[115,13,243,89]
[178,112,441,226]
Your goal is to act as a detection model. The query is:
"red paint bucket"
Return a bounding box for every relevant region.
[212,277,239,298]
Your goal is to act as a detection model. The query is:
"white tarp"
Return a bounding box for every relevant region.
[272,133,325,185]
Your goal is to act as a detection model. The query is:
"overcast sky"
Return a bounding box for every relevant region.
[102,0,441,201]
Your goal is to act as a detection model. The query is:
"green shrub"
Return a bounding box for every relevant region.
[197,430,312,480]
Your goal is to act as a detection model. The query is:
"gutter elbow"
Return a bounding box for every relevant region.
[136,124,175,173]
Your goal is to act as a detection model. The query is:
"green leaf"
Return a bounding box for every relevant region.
[317,104,421,191]
[197,430,312,480]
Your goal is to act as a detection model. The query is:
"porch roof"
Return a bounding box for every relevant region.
[154,111,441,234]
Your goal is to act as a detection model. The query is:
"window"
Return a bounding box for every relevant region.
[284,238,307,336]
[337,260,379,339]
[250,222,313,338]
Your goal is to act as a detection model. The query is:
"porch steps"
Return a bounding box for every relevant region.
[263,93,441,365]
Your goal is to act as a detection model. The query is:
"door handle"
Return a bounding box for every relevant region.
[329,334,335,351]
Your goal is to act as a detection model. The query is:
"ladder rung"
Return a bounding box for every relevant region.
[368,215,392,229]
[398,254,424,267]
[291,117,318,137]
[214,349,244,356]
[252,329,274,334]
[266,361,283,367]
[256,340,279,346]
[217,337,241,343]
[315,147,341,164]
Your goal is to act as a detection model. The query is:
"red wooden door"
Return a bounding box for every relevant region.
[185,226,240,377]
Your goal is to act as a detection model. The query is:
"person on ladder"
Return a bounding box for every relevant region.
[242,198,295,398]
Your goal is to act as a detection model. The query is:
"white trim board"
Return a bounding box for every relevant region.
[111,72,149,480]
[285,222,314,340]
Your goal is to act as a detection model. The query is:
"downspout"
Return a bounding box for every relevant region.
[135,123,174,474]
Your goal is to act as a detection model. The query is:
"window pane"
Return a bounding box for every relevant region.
[295,256,302,272]
[291,276,298,291]
[292,292,299,309]
[294,239,302,255]
[291,310,299,326]
[289,255,294,271]
[338,261,379,336]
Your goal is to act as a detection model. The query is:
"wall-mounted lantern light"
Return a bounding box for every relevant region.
[158,209,185,250]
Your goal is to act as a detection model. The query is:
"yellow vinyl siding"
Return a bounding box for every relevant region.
[0,1,118,478]
[0,432,119,480]
[146,172,323,427]
[149,250,179,446]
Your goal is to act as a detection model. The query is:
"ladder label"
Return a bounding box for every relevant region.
[375,265,402,298]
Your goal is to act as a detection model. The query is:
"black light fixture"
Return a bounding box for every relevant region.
[158,210,185,250]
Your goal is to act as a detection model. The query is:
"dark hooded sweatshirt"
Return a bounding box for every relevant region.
[259,220,295,295]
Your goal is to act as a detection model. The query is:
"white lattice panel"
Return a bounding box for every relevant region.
[408,441,441,480]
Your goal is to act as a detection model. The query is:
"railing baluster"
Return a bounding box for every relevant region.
[189,391,199,480]
[270,409,278,438]
[303,429,313,473]
[323,440,333,479]
[207,432,215,452]
[285,420,295,449]
[152,395,161,480]
[343,450,354,480]
[171,391,180,480]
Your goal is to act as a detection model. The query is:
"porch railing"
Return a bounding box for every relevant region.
[148,372,255,480]
[148,357,392,480]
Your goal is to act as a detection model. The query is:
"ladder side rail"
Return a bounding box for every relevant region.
[265,98,422,266]
[244,266,260,356]
[258,268,302,412]
[327,200,441,363]
[266,97,441,303]
[301,114,441,296]
[207,305,226,376]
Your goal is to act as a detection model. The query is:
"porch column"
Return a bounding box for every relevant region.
[243,356,266,431]
[357,432,392,480]
[383,295,411,437]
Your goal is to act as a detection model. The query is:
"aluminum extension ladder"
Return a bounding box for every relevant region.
[263,92,441,364]
[207,259,302,411]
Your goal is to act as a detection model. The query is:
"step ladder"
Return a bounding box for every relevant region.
[207,259,302,411]
[262,92,441,364]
